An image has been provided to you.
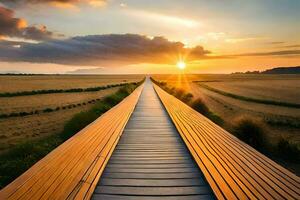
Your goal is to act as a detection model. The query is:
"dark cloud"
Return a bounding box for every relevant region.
[0,40,28,47]
[22,26,54,41]
[0,6,55,40]
[0,6,24,37]
[0,34,211,65]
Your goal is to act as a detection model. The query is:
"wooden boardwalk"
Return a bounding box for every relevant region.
[1,78,299,200]
[0,84,144,200]
[154,83,300,200]
[92,80,214,200]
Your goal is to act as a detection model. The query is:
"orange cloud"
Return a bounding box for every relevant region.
[0,6,60,41]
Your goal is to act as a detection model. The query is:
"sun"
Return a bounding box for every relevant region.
[177,61,186,70]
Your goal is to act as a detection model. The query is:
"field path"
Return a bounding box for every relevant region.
[92,79,214,199]
[1,78,299,200]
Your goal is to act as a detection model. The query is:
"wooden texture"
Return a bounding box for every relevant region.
[0,84,144,200]
[153,83,300,200]
[92,80,214,200]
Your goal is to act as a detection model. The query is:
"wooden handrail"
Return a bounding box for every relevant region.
[153,83,300,200]
[0,84,144,200]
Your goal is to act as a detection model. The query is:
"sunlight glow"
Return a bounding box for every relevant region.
[129,10,199,28]
[177,61,186,70]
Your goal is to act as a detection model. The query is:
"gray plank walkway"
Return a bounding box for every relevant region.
[92,80,214,200]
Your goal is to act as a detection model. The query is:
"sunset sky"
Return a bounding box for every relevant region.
[0,0,299,74]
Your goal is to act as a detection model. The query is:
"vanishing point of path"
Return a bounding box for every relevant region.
[92,80,214,200]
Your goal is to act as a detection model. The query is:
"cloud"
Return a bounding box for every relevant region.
[275,44,300,49]
[282,45,300,48]
[0,6,56,41]
[266,42,300,49]
[225,37,266,43]
[0,34,211,66]
[267,41,285,45]
[234,50,300,57]
[0,0,107,8]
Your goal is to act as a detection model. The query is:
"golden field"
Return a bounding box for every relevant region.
[152,74,300,145]
[0,75,143,153]
[0,75,143,93]
[0,88,117,114]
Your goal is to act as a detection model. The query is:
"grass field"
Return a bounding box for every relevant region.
[152,74,300,174]
[202,79,300,104]
[152,74,300,142]
[0,88,118,114]
[0,80,144,188]
[0,88,118,152]
[0,75,143,153]
[0,75,143,93]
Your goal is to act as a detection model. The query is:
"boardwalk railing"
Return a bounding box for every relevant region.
[0,84,144,200]
[153,84,300,200]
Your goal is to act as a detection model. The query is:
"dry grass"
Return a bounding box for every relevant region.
[153,75,300,174]
[0,75,144,153]
[204,80,300,104]
[0,105,91,152]
[0,75,143,93]
[0,81,144,188]
[0,88,118,114]
[153,74,300,145]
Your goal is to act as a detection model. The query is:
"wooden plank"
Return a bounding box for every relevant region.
[101,172,202,179]
[153,83,300,200]
[99,178,205,187]
[91,80,215,199]
[92,194,214,200]
[0,84,144,200]
[94,186,211,195]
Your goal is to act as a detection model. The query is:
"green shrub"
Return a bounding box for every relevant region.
[174,88,185,99]
[0,114,8,118]
[233,117,266,150]
[61,111,98,140]
[165,87,175,95]
[266,118,300,129]
[92,102,111,115]
[104,94,122,105]
[276,138,300,163]
[9,113,19,117]
[207,111,224,126]
[19,112,30,116]
[160,82,167,87]
[191,98,209,115]
[182,93,193,103]
[118,84,136,95]
[151,78,223,126]
[0,135,62,189]
[43,108,54,113]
